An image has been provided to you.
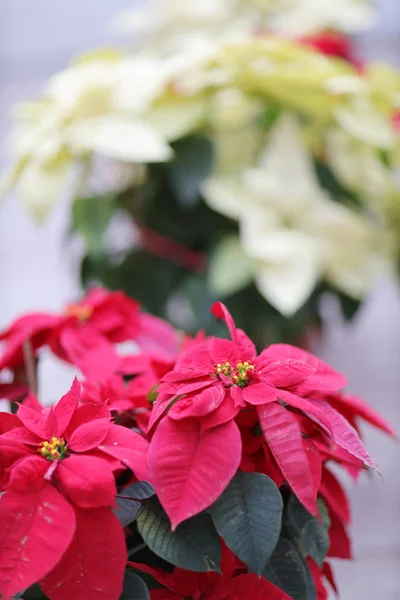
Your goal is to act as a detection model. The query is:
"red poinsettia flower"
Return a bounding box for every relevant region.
[81,373,152,433]
[321,390,395,437]
[0,378,149,600]
[130,544,291,599]
[0,287,140,382]
[147,302,375,525]
[307,558,339,600]
[299,31,363,69]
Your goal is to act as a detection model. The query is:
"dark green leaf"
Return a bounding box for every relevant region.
[120,572,150,600]
[137,497,221,572]
[285,496,330,568]
[115,482,155,527]
[22,583,49,599]
[210,472,283,574]
[263,537,309,600]
[71,194,116,257]
[168,136,214,207]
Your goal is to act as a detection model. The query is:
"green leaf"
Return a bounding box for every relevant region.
[137,497,221,572]
[208,235,254,297]
[263,537,309,600]
[285,496,331,568]
[120,572,150,600]
[115,482,155,527]
[210,472,283,574]
[168,135,214,207]
[71,194,116,257]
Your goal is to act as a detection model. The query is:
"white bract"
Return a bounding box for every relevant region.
[1,52,208,219]
[204,114,384,315]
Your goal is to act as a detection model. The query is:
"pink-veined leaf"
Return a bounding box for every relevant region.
[0,484,75,599]
[257,403,318,515]
[257,359,315,388]
[41,505,126,600]
[148,417,242,529]
[330,393,396,436]
[261,344,347,391]
[308,399,376,469]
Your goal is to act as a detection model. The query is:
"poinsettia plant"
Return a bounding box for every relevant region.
[3,0,400,347]
[0,288,394,600]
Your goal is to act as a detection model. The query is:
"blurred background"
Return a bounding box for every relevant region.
[0,1,399,597]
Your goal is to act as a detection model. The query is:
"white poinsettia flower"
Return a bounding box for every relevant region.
[334,98,397,149]
[326,128,397,204]
[204,113,384,315]
[1,52,195,218]
[265,0,375,35]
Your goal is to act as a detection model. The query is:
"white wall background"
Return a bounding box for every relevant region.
[0,1,399,597]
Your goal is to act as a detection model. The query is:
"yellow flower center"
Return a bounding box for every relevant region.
[215,361,255,387]
[65,303,93,322]
[38,437,68,462]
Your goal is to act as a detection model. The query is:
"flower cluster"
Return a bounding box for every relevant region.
[0,288,394,600]
[2,0,400,330]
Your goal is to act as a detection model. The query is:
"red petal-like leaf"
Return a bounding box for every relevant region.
[128,562,175,590]
[258,359,315,388]
[148,418,241,529]
[52,378,81,437]
[242,383,278,406]
[330,393,396,436]
[8,455,48,492]
[68,418,110,452]
[308,399,376,469]
[58,325,120,382]
[41,505,126,600]
[328,511,352,559]
[137,312,179,357]
[211,302,238,344]
[257,403,318,515]
[322,562,339,595]
[0,484,75,599]
[16,403,46,438]
[307,559,328,600]
[0,412,22,434]
[209,338,240,367]
[58,454,116,508]
[151,591,180,600]
[319,467,351,524]
[228,574,292,599]
[169,384,226,420]
[99,424,150,481]
[261,344,347,391]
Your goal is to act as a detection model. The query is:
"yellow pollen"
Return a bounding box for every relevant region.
[215,360,255,387]
[65,303,93,322]
[38,437,67,462]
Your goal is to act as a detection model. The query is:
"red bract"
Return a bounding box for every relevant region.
[81,374,151,433]
[0,378,149,600]
[131,546,292,600]
[299,32,362,68]
[148,302,375,523]
[0,287,140,381]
